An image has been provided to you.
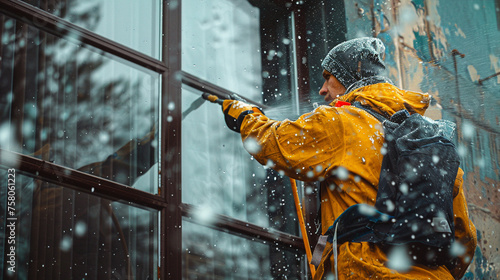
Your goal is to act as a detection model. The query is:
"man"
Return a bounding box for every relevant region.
[221,37,476,279]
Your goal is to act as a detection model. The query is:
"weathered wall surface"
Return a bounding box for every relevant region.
[343,0,499,278]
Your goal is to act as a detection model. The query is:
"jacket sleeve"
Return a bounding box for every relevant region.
[448,168,477,279]
[239,106,345,182]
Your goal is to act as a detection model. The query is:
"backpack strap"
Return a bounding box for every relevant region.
[311,235,328,268]
[352,101,412,125]
[352,101,389,122]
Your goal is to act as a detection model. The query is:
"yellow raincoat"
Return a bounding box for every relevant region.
[238,83,477,279]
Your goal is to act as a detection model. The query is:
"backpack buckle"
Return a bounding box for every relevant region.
[432,217,452,233]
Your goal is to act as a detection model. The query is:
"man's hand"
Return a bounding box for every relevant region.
[222,100,263,133]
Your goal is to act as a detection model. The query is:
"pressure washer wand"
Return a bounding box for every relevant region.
[202,92,268,110]
[202,93,225,105]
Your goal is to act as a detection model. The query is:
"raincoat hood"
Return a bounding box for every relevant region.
[322,37,394,93]
[333,83,431,117]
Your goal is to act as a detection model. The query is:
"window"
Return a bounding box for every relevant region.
[180,0,306,277]
[20,0,162,58]
[0,20,160,190]
[181,0,295,227]
[0,1,162,278]
[0,172,158,279]
[1,0,330,279]
[182,221,304,279]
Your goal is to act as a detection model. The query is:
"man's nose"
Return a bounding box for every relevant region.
[319,82,327,96]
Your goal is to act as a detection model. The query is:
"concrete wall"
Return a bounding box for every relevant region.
[342,0,499,278]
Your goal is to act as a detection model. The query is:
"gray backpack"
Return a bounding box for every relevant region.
[326,104,459,266]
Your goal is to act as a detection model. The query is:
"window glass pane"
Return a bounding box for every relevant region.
[182,0,263,97]
[181,0,300,234]
[21,0,162,58]
[0,16,160,192]
[182,220,306,279]
[181,87,299,235]
[0,170,159,279]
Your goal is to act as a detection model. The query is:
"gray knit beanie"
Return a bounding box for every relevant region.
[322,37,391,92]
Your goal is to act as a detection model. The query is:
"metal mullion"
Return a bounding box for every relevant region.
[148,210,156,278]
[288,5,320,259]
[162,0,183,279]
[291,7,310,105]
[180,203,305,251]
[37,182,50,279]
[0,149,167,211]
[0,0,167,74]
[27,179,42,279]
[60,184,73,277]
[0,14,3,55]
[27,16,50,278]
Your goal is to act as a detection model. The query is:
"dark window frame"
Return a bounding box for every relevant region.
[0,0,311,279]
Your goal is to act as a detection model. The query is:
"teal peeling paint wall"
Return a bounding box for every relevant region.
[342,0,499,278]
